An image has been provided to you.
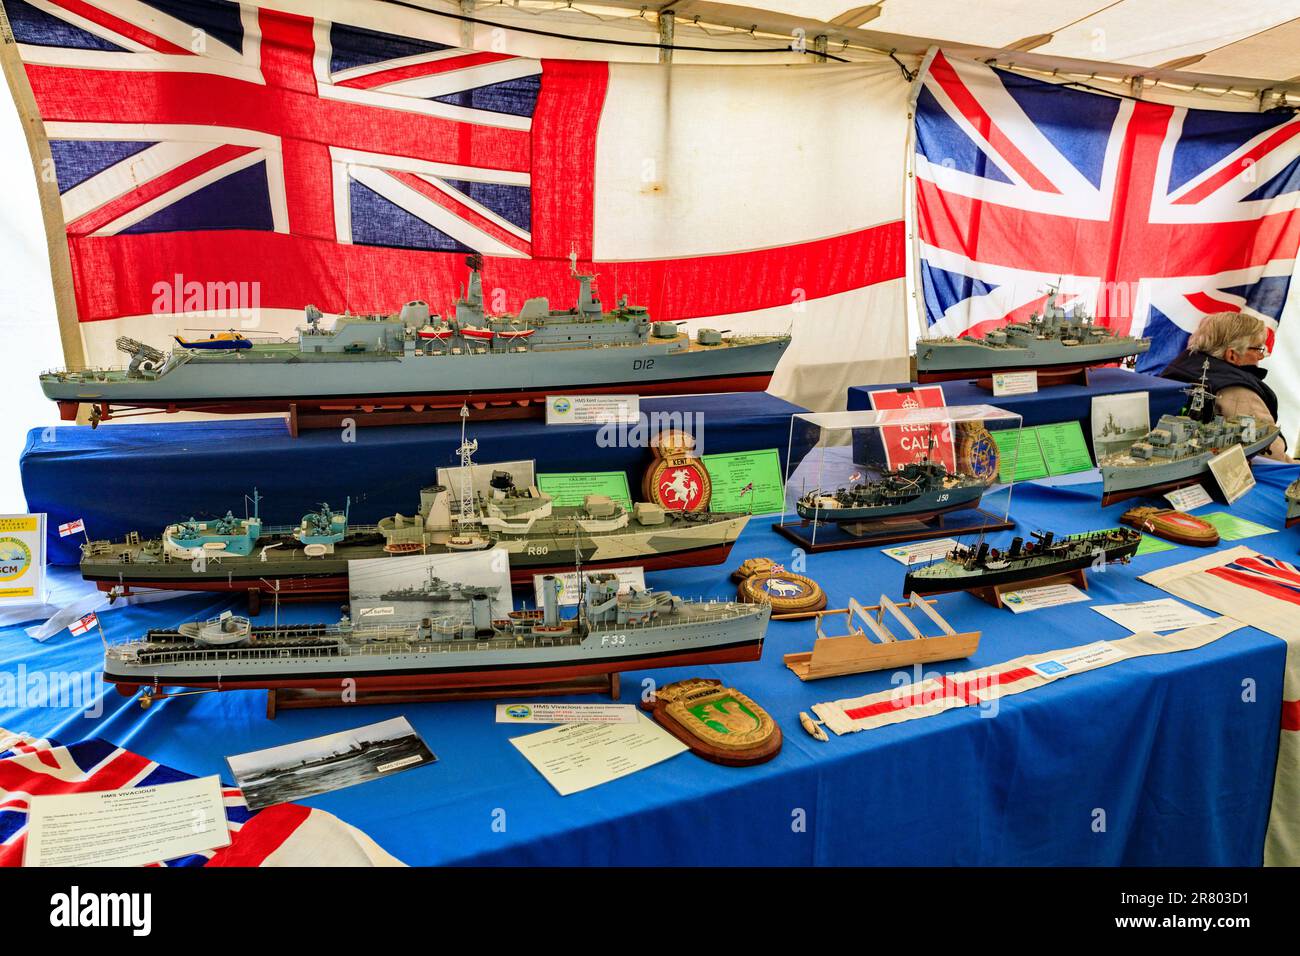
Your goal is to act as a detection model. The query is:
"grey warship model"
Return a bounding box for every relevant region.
[903,528,1142,595]
[915,285,1150,381]
[1099,360,1279,503]
[1286,479,1300,527]
[103,573,771,695]
[41,254,790,422]
[795,449,989,524]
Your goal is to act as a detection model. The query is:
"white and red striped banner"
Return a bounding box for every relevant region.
[1142,546,1300,866]
[813,618,1241,735]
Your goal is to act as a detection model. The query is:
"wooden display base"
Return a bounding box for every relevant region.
[917,364,1106,388]
[773,506,1014,554]
[287,400,541,436]
[960,568,1088,609]
[265,672,619,718]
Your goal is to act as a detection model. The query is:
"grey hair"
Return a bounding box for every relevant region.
[1188,311,1265,360]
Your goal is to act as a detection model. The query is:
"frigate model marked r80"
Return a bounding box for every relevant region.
[915,284,1150,383]
[80,422,749,600]
[41,253,791,426]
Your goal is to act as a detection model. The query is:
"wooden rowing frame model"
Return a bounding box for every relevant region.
[782,593,981,681]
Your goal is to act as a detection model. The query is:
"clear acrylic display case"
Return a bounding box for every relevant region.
[774,404,1023,552]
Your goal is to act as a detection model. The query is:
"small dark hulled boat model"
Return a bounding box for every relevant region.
[903,527,1143,596]
[796,457,988,524]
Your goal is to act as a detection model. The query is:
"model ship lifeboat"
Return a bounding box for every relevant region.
[495,327,536,341]
[416,324,454,341]
[178,615,251,647]
[458,325,496,341]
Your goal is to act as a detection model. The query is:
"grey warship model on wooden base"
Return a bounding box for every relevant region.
[104,573,771,698]
[915,285,1150,384]
[41,253,790,429]
[80,425,749,602]
[1099,360,1279,506]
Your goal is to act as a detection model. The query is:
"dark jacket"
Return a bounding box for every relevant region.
[1161,349,1279,421]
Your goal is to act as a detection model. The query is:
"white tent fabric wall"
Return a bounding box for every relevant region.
[0,85,59,513]
[592,60,910,409]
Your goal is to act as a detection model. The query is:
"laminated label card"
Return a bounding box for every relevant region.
[701,448,785,515]
[536,471,633,510]
[545,394,639,424]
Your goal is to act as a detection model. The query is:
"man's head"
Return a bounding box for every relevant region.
[1189,311,1269,367]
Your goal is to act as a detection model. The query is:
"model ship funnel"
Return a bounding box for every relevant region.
[470,593,493,634]
[542,575,560,626]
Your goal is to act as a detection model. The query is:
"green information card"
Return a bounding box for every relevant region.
[701,448,785,515]
[1201,512,1277,541]
[992,430,1048,482]
[1036,421,1095,476]
[536,471,632,510]
[1136,534,1176,556]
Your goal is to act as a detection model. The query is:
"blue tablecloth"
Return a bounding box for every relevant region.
[848,368,1187,438]
[22,392,802,566]
[2,460,1292,865]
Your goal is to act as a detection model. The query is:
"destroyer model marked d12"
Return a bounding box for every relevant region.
[42,253,791,425]
[915,285,1150,383]
[1099,360,1279,506]
[104,573,771,698]
[903,527,1143,598]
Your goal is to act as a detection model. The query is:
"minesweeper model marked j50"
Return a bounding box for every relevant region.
[41,254,791,422]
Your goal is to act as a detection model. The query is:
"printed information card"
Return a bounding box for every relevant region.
[509,712,686,796]
[496,703,638,725]
[1090,599,1215,634]
[701,448,785,515]
[24,775,230,867]
[545,395,640,425]
[1000,583,1090,614]
[1165,484,1213,512]
[536,471,633,510]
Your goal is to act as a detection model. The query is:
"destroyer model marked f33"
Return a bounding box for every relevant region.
[915,284,1149,379]
[42,254,791,421]
[104,573,771,695]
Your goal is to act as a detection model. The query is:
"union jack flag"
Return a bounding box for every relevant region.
[1207,553,1300,605]
[913,51,1300,372]
[0,729,401,866]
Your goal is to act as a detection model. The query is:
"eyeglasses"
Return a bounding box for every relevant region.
[1248,345,1269,356]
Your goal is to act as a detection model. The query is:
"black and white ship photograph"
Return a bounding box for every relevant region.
[226,717,437,811]
[1090,392,1152,459]
[347,548,513,624]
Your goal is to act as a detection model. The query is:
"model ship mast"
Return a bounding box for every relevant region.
[455,404,479,532]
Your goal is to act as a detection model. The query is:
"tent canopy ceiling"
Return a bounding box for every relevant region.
[457,0,1300,92]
